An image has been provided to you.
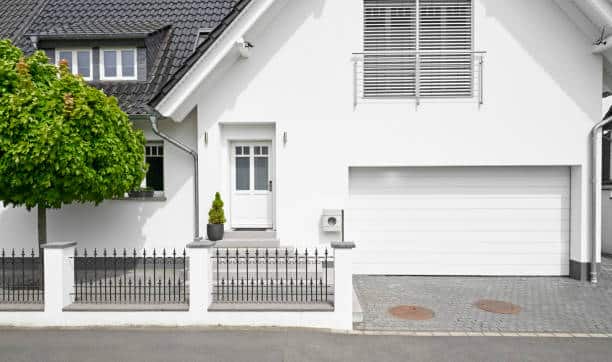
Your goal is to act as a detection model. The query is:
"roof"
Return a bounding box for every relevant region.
[28,20,170,40]
[0,0,247,116]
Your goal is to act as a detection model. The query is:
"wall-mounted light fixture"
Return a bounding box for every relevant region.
[204,132,208,146]
[283,131,288,145]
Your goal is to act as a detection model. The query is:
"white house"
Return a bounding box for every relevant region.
[2,0,611,281]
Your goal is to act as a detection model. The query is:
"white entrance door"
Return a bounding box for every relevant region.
[230,142,273,229]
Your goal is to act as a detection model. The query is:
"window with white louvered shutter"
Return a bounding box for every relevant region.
[363,0,473,99]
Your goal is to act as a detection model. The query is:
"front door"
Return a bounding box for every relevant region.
[230,142,273,228]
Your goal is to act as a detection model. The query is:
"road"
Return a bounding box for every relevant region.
[0,327,610,362]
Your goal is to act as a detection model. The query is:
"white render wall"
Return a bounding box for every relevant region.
[0,113,197,251]
[181,0,603,264]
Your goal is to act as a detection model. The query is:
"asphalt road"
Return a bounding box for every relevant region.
[0,328,610,362]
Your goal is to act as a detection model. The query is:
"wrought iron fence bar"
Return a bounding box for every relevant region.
[72,248,187,304]
[211,247,334,304]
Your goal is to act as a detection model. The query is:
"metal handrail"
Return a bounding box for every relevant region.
[352,50,486,107]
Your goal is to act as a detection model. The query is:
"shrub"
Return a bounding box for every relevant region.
[208,192,226,224]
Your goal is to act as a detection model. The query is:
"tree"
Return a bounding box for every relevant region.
[0,40,146,257]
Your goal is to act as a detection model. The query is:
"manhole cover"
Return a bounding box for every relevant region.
[388,305,434,320]
[475,299,521,314]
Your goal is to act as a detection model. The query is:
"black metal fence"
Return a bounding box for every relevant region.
[212,248,334,304]
[73,248,187,304]
[0,249,43,304]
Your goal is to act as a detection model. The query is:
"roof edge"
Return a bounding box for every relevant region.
[149,0,271,118]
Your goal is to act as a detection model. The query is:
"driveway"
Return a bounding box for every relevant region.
[353,255,612,333]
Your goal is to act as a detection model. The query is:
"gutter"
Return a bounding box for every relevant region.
[591,114,612,283]
[146,110,203,243]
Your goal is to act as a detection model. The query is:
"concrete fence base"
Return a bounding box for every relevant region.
[0,241,356,330]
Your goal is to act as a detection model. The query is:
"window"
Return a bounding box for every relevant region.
[100,48,137,80]
[145,143,164,191]
[363,0,473,98]
[55,49,92,80]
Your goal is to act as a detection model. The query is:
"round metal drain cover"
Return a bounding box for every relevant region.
[388,305,434,320]
[475,299,521,315]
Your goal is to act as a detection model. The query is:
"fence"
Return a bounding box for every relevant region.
[212,248,334,304]
[73,248,187,304]
[0,249,43,304]
[0,241,355,330]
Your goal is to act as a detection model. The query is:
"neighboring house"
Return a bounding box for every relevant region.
[1,0,610,281]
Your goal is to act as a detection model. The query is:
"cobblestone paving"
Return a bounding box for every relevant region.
[353,256,612,333]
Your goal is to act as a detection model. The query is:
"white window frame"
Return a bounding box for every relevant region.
[100,48,138,81]
[55,48,93,81]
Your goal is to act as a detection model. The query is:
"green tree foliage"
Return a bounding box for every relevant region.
[208,192,226,224]
[0,40,146,247]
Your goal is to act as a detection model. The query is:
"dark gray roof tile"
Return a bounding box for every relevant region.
[0,0,245,116]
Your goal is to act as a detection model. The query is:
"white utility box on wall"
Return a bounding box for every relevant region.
[321,209,342,233]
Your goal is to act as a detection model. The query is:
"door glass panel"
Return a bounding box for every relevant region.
[236,157,250,190]
[262,146,268,155]
[254,157,268,191]
[235,146,242,155]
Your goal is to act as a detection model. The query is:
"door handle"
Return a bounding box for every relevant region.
[269,180,273,192]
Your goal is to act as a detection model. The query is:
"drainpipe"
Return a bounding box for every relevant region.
[591,114,612,283]
[149,114,203,243]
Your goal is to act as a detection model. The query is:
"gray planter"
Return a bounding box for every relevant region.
[207,224,224,241]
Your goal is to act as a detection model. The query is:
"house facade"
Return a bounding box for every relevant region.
[1,0,610,281]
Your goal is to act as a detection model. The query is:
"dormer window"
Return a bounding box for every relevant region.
[100,48,137,80]
[55,49,92,80]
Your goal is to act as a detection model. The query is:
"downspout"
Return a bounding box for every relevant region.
[591,114,612,283]
[148,114,203,243]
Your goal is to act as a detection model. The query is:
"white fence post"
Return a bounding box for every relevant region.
[331,241,356,330]
[42,242,76,314]
[186,241,214,312]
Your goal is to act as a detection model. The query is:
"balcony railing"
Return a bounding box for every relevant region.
[352,50,485,107]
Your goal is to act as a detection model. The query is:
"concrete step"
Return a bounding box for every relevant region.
[211,230,279,248]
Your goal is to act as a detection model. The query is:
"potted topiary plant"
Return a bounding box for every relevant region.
[207,192,226,241]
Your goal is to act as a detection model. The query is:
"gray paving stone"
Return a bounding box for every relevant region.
[354,256,612,333]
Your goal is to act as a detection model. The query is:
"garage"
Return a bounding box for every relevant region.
[346,166,570,276]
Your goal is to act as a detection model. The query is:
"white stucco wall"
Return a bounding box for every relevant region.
[0,0,603,267]
[0,113,197,251]
[180,0,602,263]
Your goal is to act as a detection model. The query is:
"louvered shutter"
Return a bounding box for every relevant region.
[363,0,417,98]
[363,0,473,99]
[419,0,473,97]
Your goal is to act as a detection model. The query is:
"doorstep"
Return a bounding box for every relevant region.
[63,304,189,312]
[213,230,280,248]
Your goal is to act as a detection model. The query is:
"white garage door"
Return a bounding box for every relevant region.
[346,166,570,276]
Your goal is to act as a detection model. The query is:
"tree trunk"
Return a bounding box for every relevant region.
[37,205,46,265]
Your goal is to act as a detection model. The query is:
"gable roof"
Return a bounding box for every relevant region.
[0,0,247,116]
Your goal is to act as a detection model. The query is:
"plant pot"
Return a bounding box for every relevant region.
[207,224,224,241]
[128,190,154,198]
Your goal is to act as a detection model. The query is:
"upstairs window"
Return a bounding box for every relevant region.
[100,48,137,80]
[363,0,474,99]
[56,49,92,80]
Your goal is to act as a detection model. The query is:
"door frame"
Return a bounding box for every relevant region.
[228,139,275,229]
